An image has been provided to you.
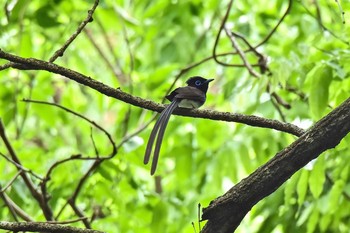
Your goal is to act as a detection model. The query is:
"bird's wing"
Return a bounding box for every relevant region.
[167,86,206,102]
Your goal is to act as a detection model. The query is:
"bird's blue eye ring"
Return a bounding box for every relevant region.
[195,80,201,86]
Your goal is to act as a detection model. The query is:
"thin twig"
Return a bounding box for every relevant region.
[299,1,348,45]
[90,127,99,157]
[270,95,287,122]
[49,0,100,62]
[0,119,53,220]
[224,27,260,78]
[94,17,125,76]
[20,98,117,221]
[18,98,116,228]
[22,98,116,158]
[116,120,151,149]
[230,31,270,74]
[0,193,34,221]
[0,170,23,193]
[67,160,102,228]
[334,0,345,24]
[0,62,12,70]
[254,0,293,48]
[0,185,19,221]
[16,74,35,138]
[0,151,43,180]
[46,217,89,225]
[271,92,291,110]
[211,0,293,68]
[212,0,234,66]
[83,28,125,83]
[56,201,69,219]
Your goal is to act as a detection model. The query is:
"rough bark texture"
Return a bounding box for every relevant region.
[0,49,304,137]
[201,97,350,233]
[0,221,104,233]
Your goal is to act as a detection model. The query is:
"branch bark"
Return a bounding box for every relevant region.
[201,96,350,233]
[0,221,104,233]
[0,49,304,137]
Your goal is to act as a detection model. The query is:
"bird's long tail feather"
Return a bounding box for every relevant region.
[144,99,180,175]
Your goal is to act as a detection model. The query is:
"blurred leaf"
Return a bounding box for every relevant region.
[308,155,325,199]
[19,31,33,57]
[284,171,299,206]
[35,4,61,28]
[328,180,345,215]
[297,204,313,227]
[319,213,331,232]
[239,144,253,173]
[306,64,333,120]
[151,200,168,232]
[8,0,31,22]
[306,206,319,233]
[97,165,113,181]
[297,169,309,209]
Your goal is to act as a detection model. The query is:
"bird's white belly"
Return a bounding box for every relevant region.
[178,99,202,109]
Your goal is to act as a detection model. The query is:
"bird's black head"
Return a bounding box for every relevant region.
[186,76,214,93]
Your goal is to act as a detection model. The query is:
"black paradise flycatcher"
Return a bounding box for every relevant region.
[144,76,214,175]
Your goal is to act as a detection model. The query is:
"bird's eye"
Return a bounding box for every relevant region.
[195,80,202,86]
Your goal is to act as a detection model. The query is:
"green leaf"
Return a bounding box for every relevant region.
[306,206,319,233]
[308,155,325,198]
[97,165,113,181]
[328,180,345,215]
[306,64,333,120]
[297,204,313,226]
[340,162,350,181]
[297,169,309,208]
[239,144,252,173]
[19,31,33,57]
[284,172,300,206]
[151,200,168,232]
[35,4,61,28]
[319,213,331,232]
[8,0,31,22]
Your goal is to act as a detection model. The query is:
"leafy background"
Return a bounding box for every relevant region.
[1,0,350,232]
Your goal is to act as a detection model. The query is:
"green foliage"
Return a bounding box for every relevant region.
[1,0,350,232]
[309,155,325,199]
[305,64,332,119]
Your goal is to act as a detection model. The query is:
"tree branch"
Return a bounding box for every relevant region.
[0,192,34,221]
[0,221,104,233]
[0,49,304,137]
[201,96,350,233]
[49,0,100,62]
[223,27,261,78]
[0,119,53,220]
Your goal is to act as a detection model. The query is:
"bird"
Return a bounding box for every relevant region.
[144,76,214,175]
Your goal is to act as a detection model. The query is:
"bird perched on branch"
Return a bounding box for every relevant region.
[144,76,214,175]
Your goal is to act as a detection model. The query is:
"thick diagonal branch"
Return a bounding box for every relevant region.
[201,96,350,233]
